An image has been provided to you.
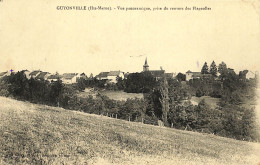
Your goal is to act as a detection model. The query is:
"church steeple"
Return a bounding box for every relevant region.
[143,57,149,71]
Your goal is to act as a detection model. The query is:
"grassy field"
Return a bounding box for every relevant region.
[190,96,220,109]
[78,89,144,101]
[0,97,260,165]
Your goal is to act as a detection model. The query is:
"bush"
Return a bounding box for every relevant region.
[0,79,10,97]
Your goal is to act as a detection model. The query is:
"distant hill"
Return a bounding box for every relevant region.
[0,97,259,165]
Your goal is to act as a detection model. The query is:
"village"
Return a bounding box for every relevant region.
[1,1,259,164]
[0,58,257,84]
[0,58,258,142]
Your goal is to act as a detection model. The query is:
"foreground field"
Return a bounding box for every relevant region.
[0,97,259,165]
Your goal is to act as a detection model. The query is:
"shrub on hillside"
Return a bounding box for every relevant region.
[0,79,10,97]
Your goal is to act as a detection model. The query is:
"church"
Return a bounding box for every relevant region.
[142,58,174,80]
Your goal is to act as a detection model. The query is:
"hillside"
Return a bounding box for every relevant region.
[0,97,259,165]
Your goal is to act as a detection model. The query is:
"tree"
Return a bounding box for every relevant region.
[201,62,209,74]
[218,62,228,80]
[124,72,157,93]
[116,76,125,90]
[77,77,86,91]
[49,78,63,106]
[0,78,10,97]
[7,71,30,100]
[194,99,212,131]
[239,70,248,80]
[176,73,186,81]
[209,61,217,77]
[159,77,170,126]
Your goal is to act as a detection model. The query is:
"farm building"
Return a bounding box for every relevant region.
[186,70,212,81]
[35,72,51,81]
[21,70,31,79]
[62,73,79,84]
[47,74,61,83]
[29,70,41,78]
[96,71,124,83]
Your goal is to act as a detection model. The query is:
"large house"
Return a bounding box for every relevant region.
[107,71,124,83]
[96,72,109,80]
[96,71,124,83]
[29,70,41,78]
[47,74,61,82]
[142,58,174,80]
[35,72,51,81]
[245,71,257,79]
[62,73,80,84]
[21,70,31,79]
[47,72,86,84]
[186,70,212,81]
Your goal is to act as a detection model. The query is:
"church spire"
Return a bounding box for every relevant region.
[143,57,149,71]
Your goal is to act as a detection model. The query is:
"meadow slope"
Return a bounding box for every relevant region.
[0,97,259,165]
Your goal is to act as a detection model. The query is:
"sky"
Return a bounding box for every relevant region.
[0,0,260,76]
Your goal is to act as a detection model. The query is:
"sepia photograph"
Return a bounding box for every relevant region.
[0,0,260,164]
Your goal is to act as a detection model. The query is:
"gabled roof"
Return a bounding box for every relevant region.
[97,72,109,78]
[192,72,202,77]
[80,73,86,76]
[29,70,41,76]
[186,70,201,76]
[62,73,78,80]
[108,71,121,76]
[47,74,61,80]
[149,70,165,77]
[0,72,8,76]
[21,69,30,72]
[35,72,50,79]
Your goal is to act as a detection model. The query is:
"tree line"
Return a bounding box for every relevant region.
[0,61,258,142]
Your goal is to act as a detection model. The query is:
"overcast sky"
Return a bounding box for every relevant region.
[0,0,259,76]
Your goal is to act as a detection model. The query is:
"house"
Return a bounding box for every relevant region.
[62,73,79,84]
[96,71,124,83]
[142,58,174,80]
[47,74,61,83]
[29,70,41,78]
[186,70,201,81]
[96,72,109,80]
[149,70,165,80]
[21,70,31,79]
[79,73,87,79]
[245,70,257,79]
[186,70,212,81]
[107,71,124,83]
[35,72,51,81]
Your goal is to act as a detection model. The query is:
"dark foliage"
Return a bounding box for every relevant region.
[176,73,186,81]
[201,62,209,74]
[0,62,258,142]
[124,72,157,93]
